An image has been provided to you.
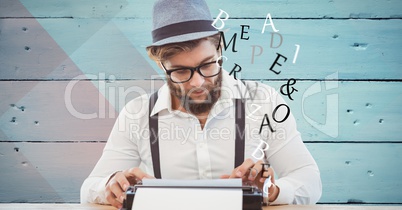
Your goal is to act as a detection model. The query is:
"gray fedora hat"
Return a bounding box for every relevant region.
[149,0,219,46]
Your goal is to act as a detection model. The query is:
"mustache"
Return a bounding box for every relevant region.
[188,87,208,93]
[186,83,215,94]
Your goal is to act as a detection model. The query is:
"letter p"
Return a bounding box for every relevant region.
[251,45,263,64]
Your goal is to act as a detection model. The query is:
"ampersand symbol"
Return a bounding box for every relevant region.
[280,78,298,100]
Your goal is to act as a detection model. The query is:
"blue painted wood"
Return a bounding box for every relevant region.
[0,80,400,142]
[0,80,164,141]
[1,0,402,205]
[307,143,402,203]
[1,0,401,18]
[1,19,401,80]
[0,142,105,202]
[263,80,402,142]
[1,142,401,203]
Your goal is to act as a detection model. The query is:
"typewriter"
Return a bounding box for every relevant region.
[122,181,264,210]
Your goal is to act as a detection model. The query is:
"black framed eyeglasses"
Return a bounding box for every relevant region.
[161,59,222,83]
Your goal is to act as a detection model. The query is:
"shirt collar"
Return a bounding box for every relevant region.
[149,70,245,117]
[220,69,244,100]
[150,82,172,116]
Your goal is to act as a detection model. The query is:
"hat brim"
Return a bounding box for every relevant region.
[148,31,220,47]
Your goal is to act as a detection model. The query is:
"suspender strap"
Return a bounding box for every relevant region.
[234,98,245,168]
[234,79,247,168]
[149,91,162,179]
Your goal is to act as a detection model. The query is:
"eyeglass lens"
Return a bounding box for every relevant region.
[170,61,220,83]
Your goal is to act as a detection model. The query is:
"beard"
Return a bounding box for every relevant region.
[167,72,222,115]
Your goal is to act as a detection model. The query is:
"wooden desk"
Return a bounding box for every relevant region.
[0,204,400,210]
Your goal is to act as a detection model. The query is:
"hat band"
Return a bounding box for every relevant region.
[152,20,217,44]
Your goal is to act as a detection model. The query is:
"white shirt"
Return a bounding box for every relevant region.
[80,70,322,205]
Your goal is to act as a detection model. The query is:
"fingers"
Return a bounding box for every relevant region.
[124,167,154,183]
[220,174,230,179]
[259,167,274,184]
[105,168,154,209]
[105,172,127,209]
[228,159,268,181]
[247,160,267,182]
[221,159,276,193]
[105,192,123,209]
[229,158,255,178]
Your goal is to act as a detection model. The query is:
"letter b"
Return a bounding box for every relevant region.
[212,9,230,30]
[252,140,270,160]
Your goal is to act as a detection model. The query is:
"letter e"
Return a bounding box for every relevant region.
[240,25,250,40]
[269,53,287,75]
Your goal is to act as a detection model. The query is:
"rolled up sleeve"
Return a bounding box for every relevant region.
[269,134,322,205]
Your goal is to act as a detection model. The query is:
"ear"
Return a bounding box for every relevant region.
[156,61,165,71]
[218,58,223,66]
[216,55,226,68]
[156,61,163,70]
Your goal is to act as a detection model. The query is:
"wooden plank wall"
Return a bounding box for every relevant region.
[1,0,401,204]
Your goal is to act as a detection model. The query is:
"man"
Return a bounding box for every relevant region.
[81,0,322,208]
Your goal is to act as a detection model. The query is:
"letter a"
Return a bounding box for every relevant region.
[259,113,275,134]
[261,13,279,33]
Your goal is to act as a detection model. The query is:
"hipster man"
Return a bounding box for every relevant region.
[81,0,322,208]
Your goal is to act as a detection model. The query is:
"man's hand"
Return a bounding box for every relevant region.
[220,158,279,202]
[105,167,154,209]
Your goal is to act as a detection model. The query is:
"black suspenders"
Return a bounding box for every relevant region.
[234,98,246,169]
[149,92,161,179]
[148,91,245,179]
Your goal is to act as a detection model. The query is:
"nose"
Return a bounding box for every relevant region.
[189,71,205,87]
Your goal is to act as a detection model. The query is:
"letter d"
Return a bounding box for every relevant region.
[270,32,283,48]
